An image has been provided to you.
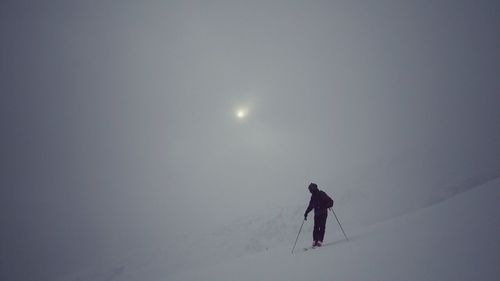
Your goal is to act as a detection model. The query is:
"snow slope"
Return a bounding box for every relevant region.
[167,177,500,281]
[64,177,500,281]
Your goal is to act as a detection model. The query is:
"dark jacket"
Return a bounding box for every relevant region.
[305,189,334,217]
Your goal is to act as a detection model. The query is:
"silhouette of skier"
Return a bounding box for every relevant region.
[304,183,334,247]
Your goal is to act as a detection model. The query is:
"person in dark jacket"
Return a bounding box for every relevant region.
[304,183,334,247]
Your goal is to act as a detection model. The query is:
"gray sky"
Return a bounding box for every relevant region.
[1,1,499,280]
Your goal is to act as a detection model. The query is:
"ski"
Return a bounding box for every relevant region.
[303,246,318,251]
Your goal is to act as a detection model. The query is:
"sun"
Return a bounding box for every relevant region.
[235,108,248,119]
[237,110,246,118]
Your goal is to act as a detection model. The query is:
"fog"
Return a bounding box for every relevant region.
[1,1,499,280]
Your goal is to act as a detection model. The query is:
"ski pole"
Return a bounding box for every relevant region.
[330,208,349,242]
[291,219,305,254]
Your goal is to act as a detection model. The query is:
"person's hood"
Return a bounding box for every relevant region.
[308,183,319,193]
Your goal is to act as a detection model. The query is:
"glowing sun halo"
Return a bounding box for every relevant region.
[236,109,247,119]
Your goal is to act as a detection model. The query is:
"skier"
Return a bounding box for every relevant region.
[304,183,334,248]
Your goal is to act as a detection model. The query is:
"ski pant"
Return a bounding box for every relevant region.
[313,213,327,242]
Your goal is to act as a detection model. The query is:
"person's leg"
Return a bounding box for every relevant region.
[313,215,321,244]
[318,213,327,243]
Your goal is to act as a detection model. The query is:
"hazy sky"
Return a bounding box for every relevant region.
[1,1,499,280]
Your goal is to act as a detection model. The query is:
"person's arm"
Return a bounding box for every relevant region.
[304,197,313,220]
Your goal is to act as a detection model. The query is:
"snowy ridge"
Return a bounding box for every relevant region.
[64,176,500,281]
[168,177,500,281]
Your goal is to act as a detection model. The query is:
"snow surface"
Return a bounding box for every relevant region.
[165,177,500,281]
[64,177,500,281]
